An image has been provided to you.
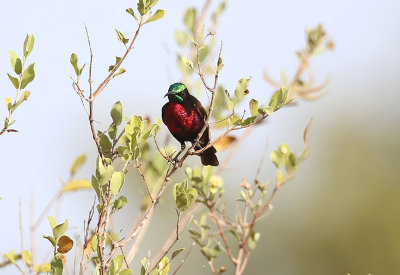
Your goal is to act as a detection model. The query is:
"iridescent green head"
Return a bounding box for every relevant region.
[164,82,189,104]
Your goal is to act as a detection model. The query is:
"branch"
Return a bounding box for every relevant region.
[92,20,143,99]
[147,211,181,273]
[172,242,196,275]
[210,212,237,265]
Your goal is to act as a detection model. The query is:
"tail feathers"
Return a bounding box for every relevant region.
[200,146,219,166]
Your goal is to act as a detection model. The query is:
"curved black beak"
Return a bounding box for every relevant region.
[164,91,175,98]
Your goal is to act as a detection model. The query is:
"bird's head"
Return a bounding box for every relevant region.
[164,82,189,104]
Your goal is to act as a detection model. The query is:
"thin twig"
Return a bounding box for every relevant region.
[172,242,196,275]
[147,211,181,274]
[210,212,237,264]
[254,135,269,182]
[135,162,154,202]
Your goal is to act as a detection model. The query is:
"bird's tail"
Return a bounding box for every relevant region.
[200,146,219,166]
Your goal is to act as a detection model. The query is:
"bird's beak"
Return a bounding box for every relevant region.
[164,91,175,98]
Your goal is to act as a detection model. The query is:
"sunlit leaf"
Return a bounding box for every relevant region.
[7,73,19,89]
[70,154,87,175]
[63,179,91,192]
[146,9,164,23]
[23,34,35,58]
[8,50,22,75]
[110,172,125,196]
[22,250,33,267]
[20,63,35,89]
[111,101,123,126]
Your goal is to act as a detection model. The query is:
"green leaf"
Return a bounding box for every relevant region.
[111,101,123,126]
[70,53,80,76]
[34,262,51,273]
[199,46,209,62]
[20,63,35,89]
[181,56,194,70]
[43,235,56,246]
[183,8,196,33]
[225,90,234,112]
[10,91,30,112]
[137,0,146,16]
[8,50,22,75]
[141,257,149,275]
[22,250,33,267]
[110,172,125,196]
[99,133,112,153]
[113,68,126,78]
[148,0,159,9]
[285,152,298,174]
[173,180,198,211]
[108,124,117,139]
[259,106,274,116]
[110,255,124,274]
[23,34,35,58]
[126,8,139,22]
[249,99,259,116]
[51,255,63,275]
[48,216,57,229]
[5,97,12,110]
[63,179,92,192]
[70,154,87,175]
[119,269,133,275]
[270,150,284,169]
[268,87,290,111]
[7,73,19,89]
[115,29,129,45]
[171,248,185,259]
[234,77,251,103]
[201,245,220,261]
[53,220,68,239]
[217,56,224,72]
[175,30,188,47]
[98,164,114,186]
[113,196,127,210]
[146,9,164,23]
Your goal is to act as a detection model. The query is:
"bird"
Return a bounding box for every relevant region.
[162,82,219,166]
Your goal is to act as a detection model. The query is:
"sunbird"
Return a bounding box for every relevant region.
[162,83,219,166]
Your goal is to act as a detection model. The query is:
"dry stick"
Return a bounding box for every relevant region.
[19,198,24,253]
[148,203,199,267]
[147,212,181,273]
[254,135,269,182]
[125,211,154,264]
[136,163,154,202]
[172,242,196,275]
[92,20,143,99]
[210,212,237,265]
[239,250,251,275]
[29,190,36,265]
[18,198,28,274]
[79,198,95,275]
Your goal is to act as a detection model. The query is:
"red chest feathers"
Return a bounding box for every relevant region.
[162,102,204,141]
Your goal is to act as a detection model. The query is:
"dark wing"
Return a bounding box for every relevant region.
[188,94,207,119]
[161,102,169,124]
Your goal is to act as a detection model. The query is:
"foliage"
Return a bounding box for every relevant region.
[1,34,35,136]
[0,1,334,274]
